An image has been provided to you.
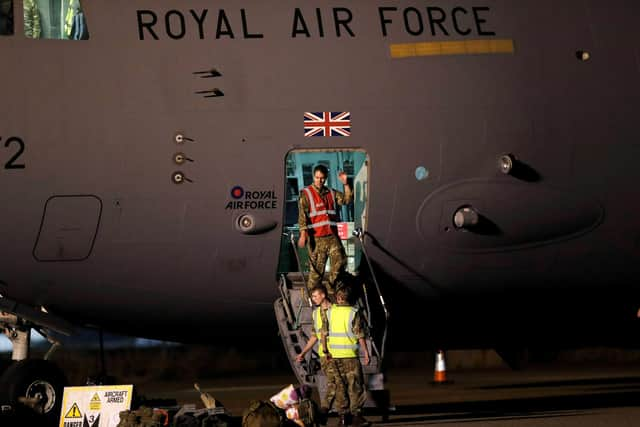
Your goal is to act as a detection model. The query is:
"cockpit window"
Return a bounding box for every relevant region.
[24,0,89,40]
[0,0,13,35]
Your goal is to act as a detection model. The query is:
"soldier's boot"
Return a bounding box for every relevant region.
[351,413,371,427]
[319,407,329,426]
[338,413,348,426]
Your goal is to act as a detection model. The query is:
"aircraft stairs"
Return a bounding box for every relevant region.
[274,230,391,411]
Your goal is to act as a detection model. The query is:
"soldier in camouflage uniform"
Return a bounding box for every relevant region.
[23,0,40,38]
[298,164,352,294]
[327,286,370,427]
[0,0,13,35]
[296,284,336,424]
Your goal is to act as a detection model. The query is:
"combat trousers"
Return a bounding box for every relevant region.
[332,357,366,415]
[320,357,338,410]
[307,234,346,293]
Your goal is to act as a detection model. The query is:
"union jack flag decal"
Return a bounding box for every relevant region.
[304,112,351,137]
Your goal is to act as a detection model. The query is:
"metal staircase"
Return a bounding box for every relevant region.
[274,231,390,410]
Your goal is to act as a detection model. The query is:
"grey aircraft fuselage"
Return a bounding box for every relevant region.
[1,0,640,349]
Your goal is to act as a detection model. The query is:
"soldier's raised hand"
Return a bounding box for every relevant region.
[338,171,348,185]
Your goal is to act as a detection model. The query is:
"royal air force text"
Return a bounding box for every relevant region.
[137,6,495,40]
[226,190,277,210]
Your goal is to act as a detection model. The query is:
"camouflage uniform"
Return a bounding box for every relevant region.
[330,306,368,416]
[298,185,352,293]
[23,0,40,38]
[312,305,338,410]
[0,0,13,35]
[333,358,366,415]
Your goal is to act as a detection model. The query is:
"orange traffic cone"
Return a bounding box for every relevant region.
[432,350,451,385]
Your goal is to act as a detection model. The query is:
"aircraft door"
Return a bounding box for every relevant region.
[279,149,368,277]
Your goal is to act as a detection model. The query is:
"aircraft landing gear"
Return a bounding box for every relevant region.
[0,313,67,425]
[0,359,67,422]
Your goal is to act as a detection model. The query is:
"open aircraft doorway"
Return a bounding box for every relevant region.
[274,149,389,405]
[278,149,369,281]
[23,0,89,40]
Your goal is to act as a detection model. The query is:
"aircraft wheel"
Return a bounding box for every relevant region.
[0,359,67,424]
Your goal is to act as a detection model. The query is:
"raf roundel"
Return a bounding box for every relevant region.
[231,186,245,199]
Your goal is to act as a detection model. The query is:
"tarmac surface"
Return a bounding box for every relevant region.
[136,362,640,426]
[3,361,640,426]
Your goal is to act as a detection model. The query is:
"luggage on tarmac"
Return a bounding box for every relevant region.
[171,414,199,427]
[242,400,285,427]
[297,398,318,427]
[270,384,298,409]
[117,405,231,427]
[173,411,231,427]
[241,398,318,427]
[284,398,319,427]
[116,407,166,427]
[243,382,320,427]
[200,413,231,427]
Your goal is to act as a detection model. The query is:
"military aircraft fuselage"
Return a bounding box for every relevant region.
[1,0,640,348]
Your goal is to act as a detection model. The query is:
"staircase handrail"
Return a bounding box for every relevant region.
[353,227,390,361]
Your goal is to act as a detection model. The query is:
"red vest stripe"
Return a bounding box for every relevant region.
[303,186,338,237]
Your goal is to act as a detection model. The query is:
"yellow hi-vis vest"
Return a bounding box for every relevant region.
[327,305,359,358]
[312,307,328,357]
[65,6,75,38]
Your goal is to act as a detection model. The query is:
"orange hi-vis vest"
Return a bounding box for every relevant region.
[302,185,338,237]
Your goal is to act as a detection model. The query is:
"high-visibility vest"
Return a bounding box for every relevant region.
[327,305,359,358]
[64,5,75,38]
[302,185,338,237]
[312,307,329,357]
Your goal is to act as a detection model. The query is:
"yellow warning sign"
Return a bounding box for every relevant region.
[64,403,82,419]
[89,393,101,411]
[59,384,133,427]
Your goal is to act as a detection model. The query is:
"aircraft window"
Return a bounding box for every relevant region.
[342,159,354,175]
[302,164,314,186]
[286,177,299,201]
[0,0,13,35]
[286,156,296,177]
[24,0,89,40]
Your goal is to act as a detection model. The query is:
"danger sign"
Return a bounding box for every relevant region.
[59,385,133,427]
